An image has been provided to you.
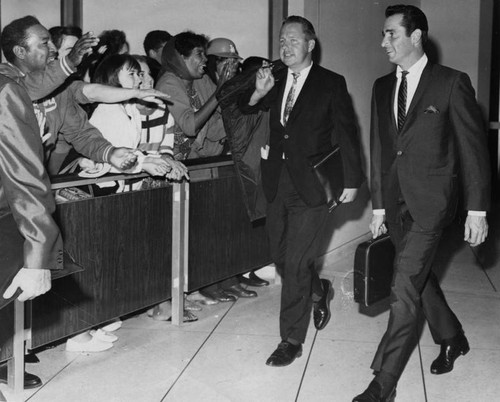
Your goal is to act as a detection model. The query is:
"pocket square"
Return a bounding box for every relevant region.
[424,105,440,114]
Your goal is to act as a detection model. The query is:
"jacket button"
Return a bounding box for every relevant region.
[284,135,289,139]
[396,150,403,156]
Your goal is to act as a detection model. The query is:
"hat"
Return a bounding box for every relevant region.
[207,38,242,59]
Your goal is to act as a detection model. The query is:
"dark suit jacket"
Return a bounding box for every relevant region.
[0,74,63,273]
[370,62,491,230]
[241,63,363,207]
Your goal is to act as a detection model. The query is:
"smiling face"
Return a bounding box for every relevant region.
[117,63,142,89]
[137,59,154,89]
[183,46,207,79]
[21,24,52,72]
[279,22,314,72]
[381,13,422,70]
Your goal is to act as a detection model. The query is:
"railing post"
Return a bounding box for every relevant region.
[171,181,189,326]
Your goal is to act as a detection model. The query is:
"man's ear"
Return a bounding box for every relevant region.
[308,39,316,53]
[411,29,422,46]
[13,45,26,60]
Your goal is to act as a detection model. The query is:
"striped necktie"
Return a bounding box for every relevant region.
[283,72,300,125]
[397,70,408,131]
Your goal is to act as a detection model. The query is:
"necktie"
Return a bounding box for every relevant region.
[283,72,300,125]
[397,70,408,131]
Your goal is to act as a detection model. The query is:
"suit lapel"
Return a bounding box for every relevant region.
[400,63,433,132]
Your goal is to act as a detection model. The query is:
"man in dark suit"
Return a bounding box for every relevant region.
[354,5,490,401]
[241,15,363,367]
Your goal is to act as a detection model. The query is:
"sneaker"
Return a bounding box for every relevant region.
[66,336,113,353]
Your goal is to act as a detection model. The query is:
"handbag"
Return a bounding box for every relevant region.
[353,233,395,306]
[310,145,344,212]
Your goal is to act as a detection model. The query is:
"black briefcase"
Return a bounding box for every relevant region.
[310,145,344,212]
[353,234,395,306]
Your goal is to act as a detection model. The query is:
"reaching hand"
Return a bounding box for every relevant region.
[109,147,138,171]
[164,158,190,181]
[464,215,488,247]
[135,89,170,105]
[3,268,51,302]
[369,214,387,239]
[142,158,171,176]
[67,32,100,67]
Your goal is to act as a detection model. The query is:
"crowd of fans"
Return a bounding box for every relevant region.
[0,16,269,353]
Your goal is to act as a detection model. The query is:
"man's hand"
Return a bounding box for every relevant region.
[369,214,387,239]
[135,89,170,105]
[109,147,138,171]
[3,268,51,302]
[163,158,190,181]
[142,158,171,176]
[255,66,275,95]
[339,188,358,203]
[67,32,99,67]
[464,215,488,247]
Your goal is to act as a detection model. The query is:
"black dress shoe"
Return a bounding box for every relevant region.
[240,272,269,287]
[353,380,396,402]
[431,332,470,374]
[0,364,42,390]
[313,279,334,330]
[224,283,257,298]
[265,341,302,367]
[200,288,236,302]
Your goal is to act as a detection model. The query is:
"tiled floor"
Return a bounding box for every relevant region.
[1,217,499,401]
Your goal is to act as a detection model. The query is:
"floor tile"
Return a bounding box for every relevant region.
[164,333,311,402]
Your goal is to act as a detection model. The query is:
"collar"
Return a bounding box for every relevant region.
[396,54,427,78]
[287,62,313,80]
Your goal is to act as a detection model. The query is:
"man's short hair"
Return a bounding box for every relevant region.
[143,30,171,55]
[174,31,208,58]
[1,15,41,63]
[386,4,428,43]
[49,26,82,50]
[282,15,317,41]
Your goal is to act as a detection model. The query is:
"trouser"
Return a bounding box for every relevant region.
[371,205,462,381]
[266,166,328,344]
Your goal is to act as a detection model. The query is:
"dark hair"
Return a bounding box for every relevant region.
[92,53,140,87]
[174,31,208,58]
[386,4,428,43]
[143,30,171,55]
[1,15,41,63]
[48,26,82,50]
[282,15,316,41]
[98,29,128,55]
[242,56,270,72]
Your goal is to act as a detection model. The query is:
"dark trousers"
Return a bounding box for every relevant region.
[371,206,462,382]
[266,166,328,344]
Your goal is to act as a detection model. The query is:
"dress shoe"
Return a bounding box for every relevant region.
[313,279,334,330]
[200,288,236,303]
[0,364,42,390]
[224,283,257,298]
[352,380,396,402]
[186,291,219,305]
[100,319,122,332]
[265,341,302,367]
[184,295,202,311]
[240,272,270,287]
[431,332,470,374]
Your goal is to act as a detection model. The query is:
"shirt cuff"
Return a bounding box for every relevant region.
[373,209,385,215]
[468,210,486,216]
